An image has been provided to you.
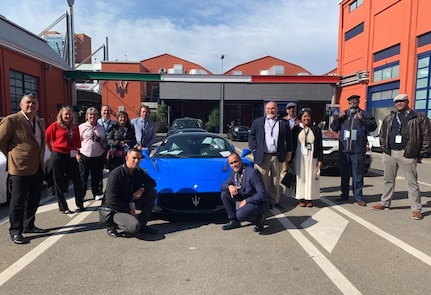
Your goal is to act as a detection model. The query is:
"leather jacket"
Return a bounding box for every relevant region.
[379,110,431,158]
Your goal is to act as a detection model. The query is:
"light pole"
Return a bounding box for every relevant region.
[219,54,225,135]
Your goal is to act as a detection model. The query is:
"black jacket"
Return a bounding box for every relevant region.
[291,125,323,161]
[103,165,156,212]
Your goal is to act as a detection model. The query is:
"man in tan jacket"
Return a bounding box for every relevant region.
[0,93,48,244]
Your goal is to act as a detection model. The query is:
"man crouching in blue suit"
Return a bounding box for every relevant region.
[220,153,270,232]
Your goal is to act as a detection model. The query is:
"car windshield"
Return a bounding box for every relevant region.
[155,133,234,158]
[234,126,249,132]
[172,119,201,129]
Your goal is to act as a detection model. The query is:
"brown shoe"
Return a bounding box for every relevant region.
[306,202,314,208]
[371,203,389,210]
[356,200,366,206]
[412,211,423,220]
[299,201,306,207]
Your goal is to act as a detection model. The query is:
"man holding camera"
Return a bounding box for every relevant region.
[330,95,377,206]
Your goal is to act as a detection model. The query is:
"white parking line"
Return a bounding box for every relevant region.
[321,197,431,266]
[0,207,97,287]
[271,208,362,295]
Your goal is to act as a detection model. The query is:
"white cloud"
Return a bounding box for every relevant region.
[1,0,339,74]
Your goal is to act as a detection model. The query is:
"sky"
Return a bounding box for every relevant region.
[0,0,340,75]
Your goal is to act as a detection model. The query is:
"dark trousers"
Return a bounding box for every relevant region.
[111,188,157,232]
[9,168,44,236]
[339,152,365,201]
[79,154,105,198]
[220,191,269,224]
[51,151,84,211]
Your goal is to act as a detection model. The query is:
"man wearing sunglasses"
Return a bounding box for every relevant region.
[372,94,431,220]
[283,102,300,130]
[220,153,270,232]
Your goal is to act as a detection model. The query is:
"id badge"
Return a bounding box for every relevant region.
[305,143,312,150]
[302,146,309,156]
[395,135,402,143]
[344,130,350,139]
[70,150,76,157]
[350,130,357,141]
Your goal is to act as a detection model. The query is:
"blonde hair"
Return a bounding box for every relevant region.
[56,106,76,128]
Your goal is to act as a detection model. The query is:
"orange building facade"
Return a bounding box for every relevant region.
[337,0,431,132]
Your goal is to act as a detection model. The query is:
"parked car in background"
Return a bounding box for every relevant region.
[320,130,372,175]
[139,132,253,213]
[167,117,204,137]
[367,134,382,152]
[227,125,251,141]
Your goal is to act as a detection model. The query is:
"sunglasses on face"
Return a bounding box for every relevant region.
[287,107,295,110]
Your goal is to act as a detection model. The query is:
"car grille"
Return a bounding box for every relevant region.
[157,192,225,213]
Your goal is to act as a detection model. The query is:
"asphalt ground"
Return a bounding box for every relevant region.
[0,136,430,295]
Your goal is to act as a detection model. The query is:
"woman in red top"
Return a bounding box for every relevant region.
[46,106,85,213]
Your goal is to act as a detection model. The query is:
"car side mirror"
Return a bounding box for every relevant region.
[240,148,251,157]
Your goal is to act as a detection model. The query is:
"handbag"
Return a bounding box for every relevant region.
[281,169,296,190]
[98,206,116,227]
[106,148,127,168]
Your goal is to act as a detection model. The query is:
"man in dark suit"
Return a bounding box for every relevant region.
[248,101,293,209]
[0,93,49,244]
[220,153,270,232]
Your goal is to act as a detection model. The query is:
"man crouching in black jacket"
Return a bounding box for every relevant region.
[101,148,157,237]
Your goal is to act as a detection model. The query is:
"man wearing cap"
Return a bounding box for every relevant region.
[371,94,431,220]
[283,102,300,130]
[330,94,377,206]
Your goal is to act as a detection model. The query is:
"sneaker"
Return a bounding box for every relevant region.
[94,195,104,201]
[412,211,423,220]
[371,203,389,210]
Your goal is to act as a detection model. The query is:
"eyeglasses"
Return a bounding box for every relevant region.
[394,100,407,103]
[287,107,295,110]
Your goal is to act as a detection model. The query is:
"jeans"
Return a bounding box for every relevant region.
[339,152,365,201]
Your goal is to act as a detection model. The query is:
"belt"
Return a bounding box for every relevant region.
[264,152,277,155]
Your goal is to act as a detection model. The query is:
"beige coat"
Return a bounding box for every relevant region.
[0,112,45,176]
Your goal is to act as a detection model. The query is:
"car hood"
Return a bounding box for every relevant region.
[140,158,231,193]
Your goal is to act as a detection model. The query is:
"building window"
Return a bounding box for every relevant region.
[9,70,38,113]
[345,22,364,41]
[371,88,399,101]
[418,31,431,48]
[374,44,400,62]
[373,62,400,82]
[415,53,431,118]
[349,0,363,12]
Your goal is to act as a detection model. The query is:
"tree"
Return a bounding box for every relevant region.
[205,108,219,132]
[150,102,168,132]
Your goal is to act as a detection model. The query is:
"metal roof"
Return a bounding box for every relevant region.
[0,15,71,70]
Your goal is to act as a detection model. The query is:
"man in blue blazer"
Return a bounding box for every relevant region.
[220,153,270,232]
[248,101,293,209]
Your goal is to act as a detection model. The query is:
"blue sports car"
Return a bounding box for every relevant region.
[140,132,252,213]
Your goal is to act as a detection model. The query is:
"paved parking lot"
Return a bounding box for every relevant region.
[0,142,430,295]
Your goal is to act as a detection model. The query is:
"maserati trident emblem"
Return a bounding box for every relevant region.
[115,81,128,98]
[192,194,200,207]
[192,184,200,207]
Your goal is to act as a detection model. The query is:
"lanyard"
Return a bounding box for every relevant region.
[304,127,310,144]
[396,111,409,134]
[266,118,278,138]
[67,125,74,148]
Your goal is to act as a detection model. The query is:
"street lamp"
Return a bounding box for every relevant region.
[219,54,225,135]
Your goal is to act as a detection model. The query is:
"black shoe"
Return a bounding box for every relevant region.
[335,197,348,202]
[75,207,85,212]
[11,234,29,244]
[253,215,265,232]
[273,203,285,210]
[139,226,158,234]
[23,227,49,234]
[222,220,241,230]
[107,227,120,237]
